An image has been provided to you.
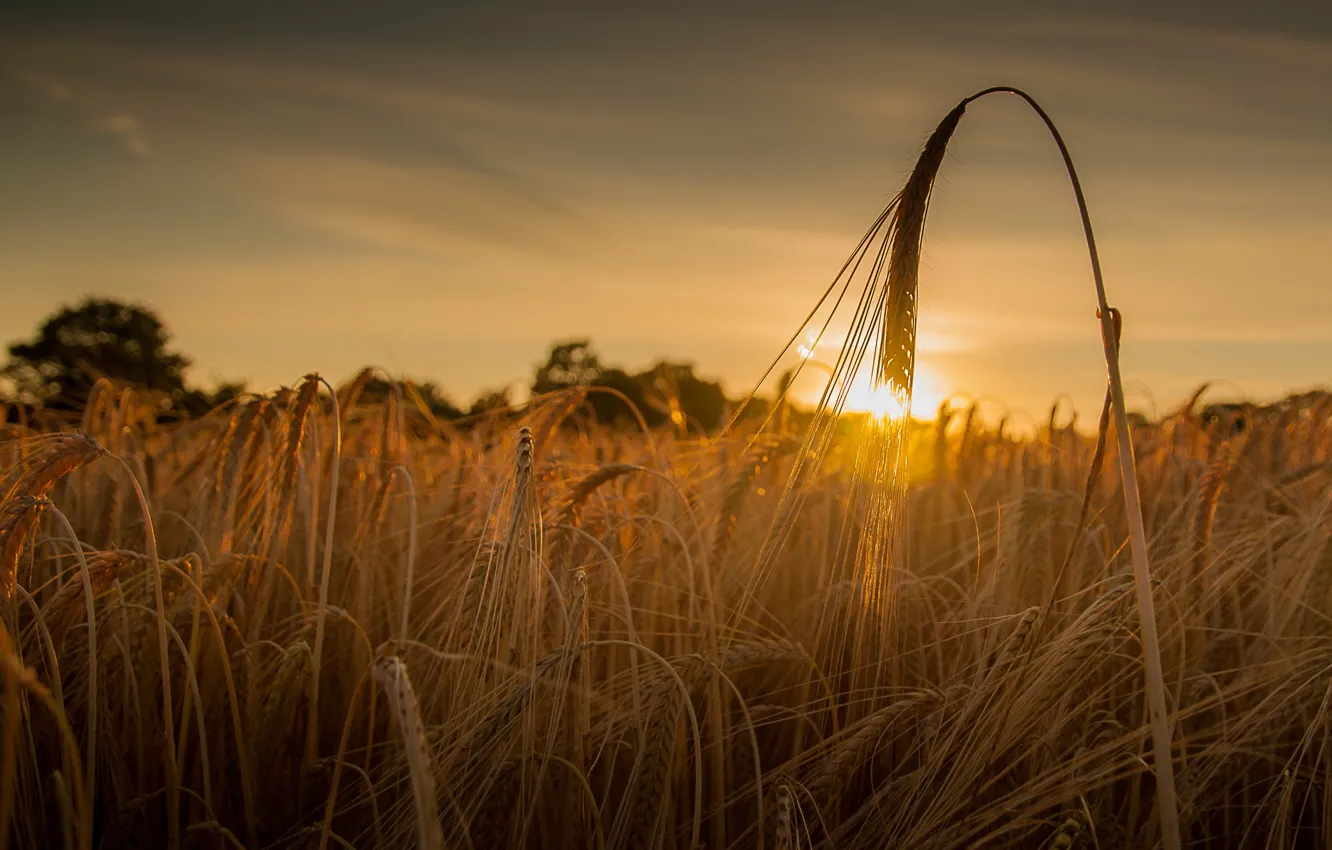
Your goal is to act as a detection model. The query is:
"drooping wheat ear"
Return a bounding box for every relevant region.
[989,606,1041,682]
[218,399,267,552]
[1046,811,1085,849]
[466,649,565,768]
[874,101,966,395]
[257,641,311,765]
[0,433,103,599]
[615,639,801,849]
[808,690,940,812]
[378,378,404,467]
[593,637,802,767]
[774,782,794,850]
[881,87,1180,849]
[79,377,113,435]
[372,656,443,850]
[335,366,377,415]
[278,375,320,500]
[717,637,806,674]
[211,402,245,497]
[245,376,321,645]
[447,544,494,650]
[559,463,641,522]
[553,462,642,569]
[40,549,140,642]
[1193,440,1233,575]
[530,386,589,451]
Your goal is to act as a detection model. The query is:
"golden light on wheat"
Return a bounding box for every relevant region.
[793,337,946,423]
[0,88,1311,850]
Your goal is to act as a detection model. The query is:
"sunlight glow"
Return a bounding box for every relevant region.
[842,363,947,421]
[847,381,911,422]
[793,337,948,421]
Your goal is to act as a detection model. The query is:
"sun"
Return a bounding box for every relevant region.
[794,335,949,422]
[843,362,946,421]
[846,381,909,421]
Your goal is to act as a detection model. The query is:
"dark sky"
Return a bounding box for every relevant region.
[2,1,1329,420]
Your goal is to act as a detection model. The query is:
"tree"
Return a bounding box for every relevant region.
[532,340,604,395]
[638,360,728,432]
[529,340,732,432]
[4,298,195,410]
[356,376,464,421]
[586,367,651,426]
[181,381,249,418]
[468,387,513,417]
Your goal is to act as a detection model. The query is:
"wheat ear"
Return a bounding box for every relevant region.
[896,87,1180,849]
[373,656,443,850]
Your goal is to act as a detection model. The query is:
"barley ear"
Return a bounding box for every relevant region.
[935,87,1181,849]
[373,657,443,850]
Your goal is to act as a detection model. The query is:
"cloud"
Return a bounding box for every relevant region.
[0,7,1328,415]
[17,70,72,103]
[97,113,149,156]
[12,67,151,157]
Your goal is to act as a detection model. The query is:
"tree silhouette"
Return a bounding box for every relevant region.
[640,360,728,432]
[356,376,464,421]
[468,387,513,416]
[5,298,194,410]
[532,340,604,395]
[531,340,730,432]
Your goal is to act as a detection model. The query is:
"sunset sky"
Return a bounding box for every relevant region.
[2,1,1329,424]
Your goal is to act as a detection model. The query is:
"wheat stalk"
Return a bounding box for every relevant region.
[373,656,443,850]
[307,376,342,770]
[844,86,1181,848]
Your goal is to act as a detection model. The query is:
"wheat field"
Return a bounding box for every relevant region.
[2,89,1328,850]
[1,378,1329,849]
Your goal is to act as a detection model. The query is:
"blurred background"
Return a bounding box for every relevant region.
[2,0,1329,425]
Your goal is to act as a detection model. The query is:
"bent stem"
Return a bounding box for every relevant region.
[46,506,97,849]
[308,377,344,767]
[104,450,180,849]
[960,86,1180,850]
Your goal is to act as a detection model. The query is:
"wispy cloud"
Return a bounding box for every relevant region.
[13,67,151,157]
[17,70,73,103]
[0,5,1327,414]
[97,112,149,156]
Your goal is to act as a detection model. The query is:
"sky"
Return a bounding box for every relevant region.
[1,1,1330,425]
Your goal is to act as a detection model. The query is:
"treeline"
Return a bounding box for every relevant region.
[1,298,748,432]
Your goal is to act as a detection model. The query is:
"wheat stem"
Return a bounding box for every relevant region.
[102,450,180,849]
[954,87,1181,850]
[307,376,342,768]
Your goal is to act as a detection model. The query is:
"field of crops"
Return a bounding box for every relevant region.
[2,375,1330,849]
[3,87,1327,850]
